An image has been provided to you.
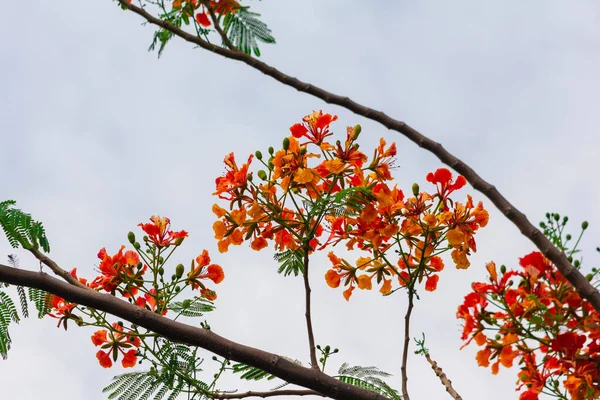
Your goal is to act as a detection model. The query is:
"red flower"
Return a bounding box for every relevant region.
[138,216,188,248]
[91,323,141,368]
[426,168,467,209]
[90,245,145,295]
[214,153,253,202]
[187,250,225,296]
[290,110,338,145]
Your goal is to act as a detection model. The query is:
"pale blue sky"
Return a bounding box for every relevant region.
[1,1,599,399]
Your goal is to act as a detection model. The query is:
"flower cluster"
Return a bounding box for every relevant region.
[458,244,600,399]
[212,111,488,299]
[47,216,225,369]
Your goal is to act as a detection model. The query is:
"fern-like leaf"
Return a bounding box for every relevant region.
[222,7,275,56]
[273,249,304,277]
[28,287,52,318]
[0,200,50,252]
[336,363,401,400]
[168,297,215,318]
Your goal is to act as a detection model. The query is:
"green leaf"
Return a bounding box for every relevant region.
[222,7,276,56]
[0,200,50,253]
[273,249,304,277]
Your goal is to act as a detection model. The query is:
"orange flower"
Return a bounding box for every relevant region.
[138,216,188,247]
[251,236,268,251]
[91,323,141,369]
[325,270,341,288]
[90,245,145,294]
[289,110,338,145]
[188,250,224,296]
[476,347,492,367]
[425,274,439,292]
[357,275,372,290]
[214,153,253,202]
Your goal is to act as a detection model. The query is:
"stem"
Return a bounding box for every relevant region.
[423,351,463,400]
[302,246,320,371]
[401,290,414,400]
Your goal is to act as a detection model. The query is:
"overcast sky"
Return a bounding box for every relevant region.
[1,1,599,399]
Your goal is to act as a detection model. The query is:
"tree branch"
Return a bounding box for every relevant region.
[212,389,322,399]
[302,247,320,371]
[401,290,414,400]
[27,247,86,288]
[423,351,462,400]
[0,264,386,400]
[115,0,600,313]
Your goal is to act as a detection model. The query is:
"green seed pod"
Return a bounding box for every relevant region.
[412,183,419,197]
[158,267,165,276]
[175,263,184,278]
[586,273,593,281]
[134,242,141,250]
[268,146,274,155]
[582,221,589,230]
[127,231,136,244]
[283,137,290,150]
[324,345,331,352]
[500,265,506,274]
[257,170,267,180]
[255,150,263,160]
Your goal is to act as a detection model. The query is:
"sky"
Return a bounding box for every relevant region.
[0,0,599,399]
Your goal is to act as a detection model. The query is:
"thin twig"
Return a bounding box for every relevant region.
[27,247,86,288]
[423,352,462,400]
[115,0,600,313]
[212,389,322,399]
[0,263,387,400]
[401,290,414,400]
[303,247,320,370]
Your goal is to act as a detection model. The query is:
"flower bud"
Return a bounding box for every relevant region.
[352,124,362,138]
[299,147,307,155]
[258,170,268,180]
[268,146,274,155]
[171,274,177,281]
[175,286,181,292]
[255,150,263,160]
[136,262,143,270]
[568,255,573,262]
[582,221,589,230]
[158,256,164,264]
[563,216,568,223]
[283,137,290,150]
[174,237,184,246]
[586,273,593,281]
[574,259,580,268]
[412,183,419,197]
[158,267,165,276]
[134,242,141,250]
[539,222,546,229]
[500,265,506,274]
[553,213,560,221]
[175,263,184,278]
[127,231,136,244]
